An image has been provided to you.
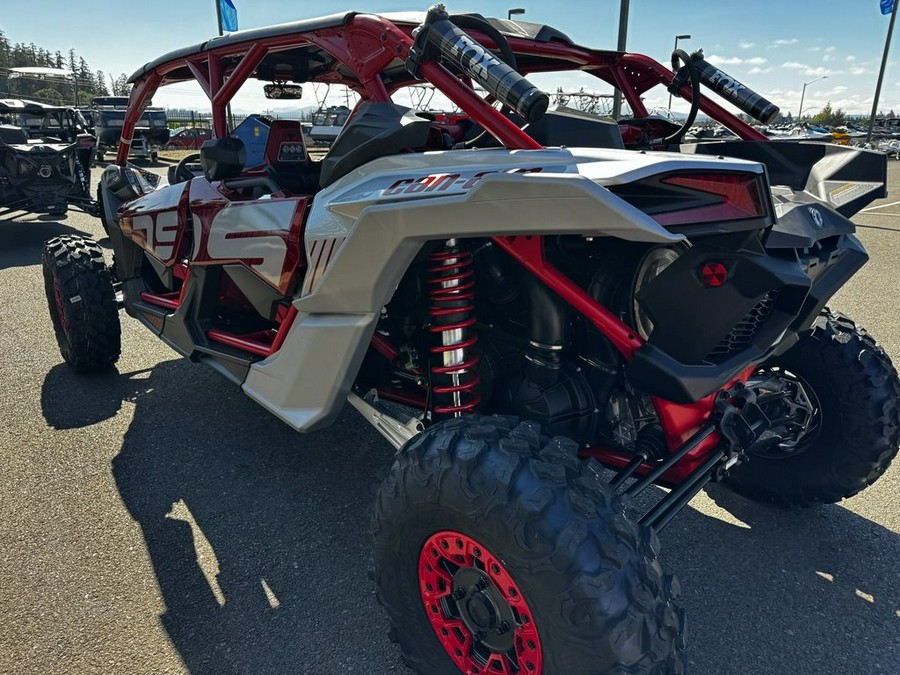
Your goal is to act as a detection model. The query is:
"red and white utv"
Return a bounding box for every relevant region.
[43,6,899,673]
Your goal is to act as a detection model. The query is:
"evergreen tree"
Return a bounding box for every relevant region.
[95,70,109,96]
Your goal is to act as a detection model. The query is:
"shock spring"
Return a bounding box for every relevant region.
[427,240,481,416]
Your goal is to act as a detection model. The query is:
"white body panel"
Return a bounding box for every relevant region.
[242,146,766,432]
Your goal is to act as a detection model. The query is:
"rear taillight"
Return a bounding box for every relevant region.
[654,172,766,226]
[608,170,770,229]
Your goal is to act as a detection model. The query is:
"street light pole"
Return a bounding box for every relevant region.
[507,8,525,20]
[611,0,630,120]
[866,0,900,143]
[667,34,691,111]
[797,75,827,120]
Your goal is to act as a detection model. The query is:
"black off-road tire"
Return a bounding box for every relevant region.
[43,235,121,372]
[726,310,900,506]
[373,415,686,675]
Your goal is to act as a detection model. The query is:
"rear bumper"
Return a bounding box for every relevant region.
[627,229,865,403]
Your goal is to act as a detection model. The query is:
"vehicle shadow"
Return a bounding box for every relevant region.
[0,218,92,271]
[660,483,900,675]
[40,358,899,674]
[41,363,155,430]
[60,359,408,674]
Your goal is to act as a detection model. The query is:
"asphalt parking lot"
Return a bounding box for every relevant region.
[0,157,898,675]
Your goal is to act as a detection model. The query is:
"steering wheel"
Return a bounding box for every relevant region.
[173,152,202,183]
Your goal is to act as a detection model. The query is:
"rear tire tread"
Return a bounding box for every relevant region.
[373,415,685,675]
[43,234,121,372]
[726,309,900,506]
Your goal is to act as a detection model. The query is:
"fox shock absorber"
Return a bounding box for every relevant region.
[427,239,481,416]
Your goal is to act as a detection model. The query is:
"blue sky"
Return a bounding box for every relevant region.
[4,1,900,116]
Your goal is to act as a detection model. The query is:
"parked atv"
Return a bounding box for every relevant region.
[44,6,899,674]
[86,96,169,163]
[0,99,96,217]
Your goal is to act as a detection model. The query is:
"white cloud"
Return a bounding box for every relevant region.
[748,67,773,75]
[803,67,832,77]
[782,61,808,70]
[739,41,755,49]
[823,54,834,62]
[825,46,836,52]
[808,46,822,53]
[768,38,799,48]
[707,55,744,65]
[745,57,767,65]
[846,55,857,62]
[850,66,870,75]
[831,85,849,92]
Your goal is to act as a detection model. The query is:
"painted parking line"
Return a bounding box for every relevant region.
[855,222,900,232]
[860,199,900,212]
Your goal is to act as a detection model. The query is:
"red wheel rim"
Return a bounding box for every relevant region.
[419,531,543,674]
[53,279,69,333]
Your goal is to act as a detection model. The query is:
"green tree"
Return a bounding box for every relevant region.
[110,73,130,96]
[810,101,845,127]
[95,70,109,96]
[31,88,64,105]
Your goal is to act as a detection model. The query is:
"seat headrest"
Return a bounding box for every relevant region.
[200,136,246,181]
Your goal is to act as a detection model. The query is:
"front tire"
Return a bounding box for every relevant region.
[373,415,685,675]
[726,310,900,505]
[43,235,121,372]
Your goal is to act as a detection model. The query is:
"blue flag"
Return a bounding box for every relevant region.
[882,0,894,15]
[220,0,238,31]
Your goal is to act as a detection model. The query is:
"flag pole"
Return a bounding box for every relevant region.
[867,0,900,143]
[215,0,224,36]
[214,0,234,130]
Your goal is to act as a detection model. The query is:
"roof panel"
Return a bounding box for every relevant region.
[127,12,357,83]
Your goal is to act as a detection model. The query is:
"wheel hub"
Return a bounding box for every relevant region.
[749,366,821,458]
[419,531,543,674]
[452,567,516,653]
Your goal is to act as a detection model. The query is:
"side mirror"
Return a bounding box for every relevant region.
[264,83,303,100]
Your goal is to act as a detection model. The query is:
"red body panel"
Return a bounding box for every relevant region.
[119,183,190,265]
[187,180,308,296]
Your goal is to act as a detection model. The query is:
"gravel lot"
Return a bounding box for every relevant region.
[0,157,898,675]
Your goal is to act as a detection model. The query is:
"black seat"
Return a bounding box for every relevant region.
[200,136,246,181]
[319,103,432,188]
[0,124,28,145]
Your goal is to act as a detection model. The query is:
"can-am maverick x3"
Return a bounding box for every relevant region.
[44,6,898,673]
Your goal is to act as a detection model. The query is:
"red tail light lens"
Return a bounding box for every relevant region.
[653,172,766,227]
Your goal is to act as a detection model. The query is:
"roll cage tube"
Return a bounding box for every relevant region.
[117,9,772,165]
[116,73,161,165]
[407,5,549,123]
[407,6,544,149]
[391,18,768,141]
[118,14,409,162]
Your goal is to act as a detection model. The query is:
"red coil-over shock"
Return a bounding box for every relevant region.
[427,239,481,416]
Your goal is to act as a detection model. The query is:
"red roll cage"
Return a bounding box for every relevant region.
[116,11,766,165]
